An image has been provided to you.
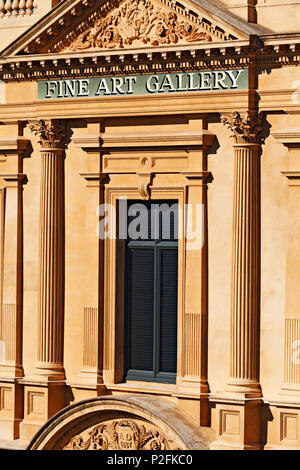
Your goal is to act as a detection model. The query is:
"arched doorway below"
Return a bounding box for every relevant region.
[27,394,215,450]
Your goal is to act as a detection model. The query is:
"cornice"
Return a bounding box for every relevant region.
[74,130,215,149]
[101,130,215,148]
[281,171,300,179]
[181,171,213,184]
[0,137,31,154]
[272,129,300,146]
[0,39,254,82]
[1,34,300,82]
[80,172,108,187]
[260,33,300,44]
[0,173,28,186]
[73,135,101,148]
[259,90,300,114]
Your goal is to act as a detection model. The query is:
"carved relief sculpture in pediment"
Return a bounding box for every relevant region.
[62,0,212,52]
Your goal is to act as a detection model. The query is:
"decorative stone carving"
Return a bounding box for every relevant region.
[137,172,153,200]
[221,111,264,145]
[29,119,71,149]
[64,419,180,450]
[65,0,212,52]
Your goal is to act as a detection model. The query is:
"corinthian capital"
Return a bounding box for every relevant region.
[29,119,72,149]
[221,111,264,145]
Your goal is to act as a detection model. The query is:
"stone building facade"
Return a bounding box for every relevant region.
[0,0,299,450]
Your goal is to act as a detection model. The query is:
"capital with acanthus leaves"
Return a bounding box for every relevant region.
[29,119,72,149]
[221,111,265,145]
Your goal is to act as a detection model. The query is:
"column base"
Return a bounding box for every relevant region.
[69,368,107,402]
[0,379,23,440]
[32,362,66,383]
[20,381,67,442]
[280,384,300,399]
[210,394,263,450]
[0,364,24,379]
[176,378,210,426]
[75,367,106,389]
[225,378,262,399]
[177,376,210,394]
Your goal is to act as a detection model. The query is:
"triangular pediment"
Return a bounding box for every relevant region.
[1,0,268,57]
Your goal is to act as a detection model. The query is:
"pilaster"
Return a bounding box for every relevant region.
[268,129,300,449]
[177,170,212,426]
[211,111,264,450]
[272,129,300,398]
[20,120,71,441]
[0,137,30,439]
[69,134,107,400]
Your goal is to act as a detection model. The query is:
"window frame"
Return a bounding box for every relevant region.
[103,186,186,389]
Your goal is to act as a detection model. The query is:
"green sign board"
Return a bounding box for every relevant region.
[38,69,248,100]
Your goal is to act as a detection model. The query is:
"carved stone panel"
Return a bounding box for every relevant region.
[63,418,181,450]
[59,0,219,52]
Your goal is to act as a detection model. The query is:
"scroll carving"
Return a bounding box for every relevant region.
[66,0,212,52]
[137,172,153,200]
[29,119,72,149]
[64,419,180,450]
[221,111,264,145]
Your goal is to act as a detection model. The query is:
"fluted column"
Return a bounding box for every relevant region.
[222,111,263,397]
[29,120,70,382]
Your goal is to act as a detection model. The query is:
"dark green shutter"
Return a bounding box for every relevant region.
[125,201,178,384]
[159,248,178,374]
[127,248,154,372]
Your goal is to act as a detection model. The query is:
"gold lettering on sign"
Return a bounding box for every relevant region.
[65,0,211,52]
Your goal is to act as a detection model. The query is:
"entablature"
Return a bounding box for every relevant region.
[0,38,254,82]
[1,34,300,82]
